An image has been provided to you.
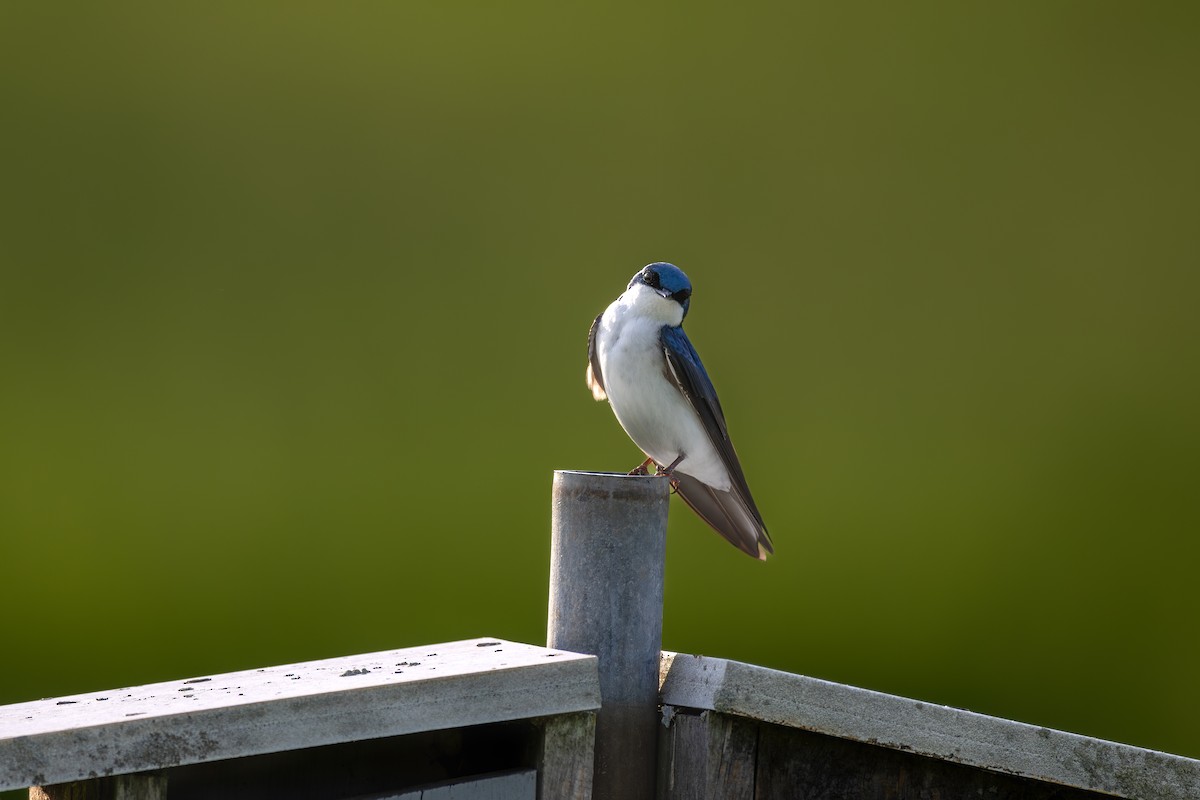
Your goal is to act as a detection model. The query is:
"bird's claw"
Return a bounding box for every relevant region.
[656,454,686,479]
[628,457,655,476]
[630,455,684,489]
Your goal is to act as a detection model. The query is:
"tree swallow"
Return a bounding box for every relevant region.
[586,262,774,560]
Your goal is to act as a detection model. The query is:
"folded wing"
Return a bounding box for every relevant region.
[585,313,607,401]
[659,326,774,560]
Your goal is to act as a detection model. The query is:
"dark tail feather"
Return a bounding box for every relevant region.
[673,474,774,560]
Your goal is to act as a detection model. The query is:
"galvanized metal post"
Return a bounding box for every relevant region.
[547,470,670,800]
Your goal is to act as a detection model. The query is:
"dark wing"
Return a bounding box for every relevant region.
[660,325,774,560]
[585,312,607,401]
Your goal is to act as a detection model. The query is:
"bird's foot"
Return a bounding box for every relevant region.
[628,457,655,476]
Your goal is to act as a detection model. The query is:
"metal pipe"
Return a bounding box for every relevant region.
[547,470,670,800]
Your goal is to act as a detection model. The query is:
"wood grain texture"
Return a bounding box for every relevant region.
[658,709,756,800]
[536,713,595,800]
[163,720,534,800]
[753,722,1109,799]
[657,711,1113,799]
[2,638,599,792]
[351,769,536,800]
[112,775,167,800]
[660,652,1200,800]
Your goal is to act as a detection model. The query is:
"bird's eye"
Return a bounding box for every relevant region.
[643,270,661,289]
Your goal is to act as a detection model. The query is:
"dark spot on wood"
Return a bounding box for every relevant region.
[184,678,212,684]
[56,700,78,705]
[340,668,371,677]
[478,641,502,647]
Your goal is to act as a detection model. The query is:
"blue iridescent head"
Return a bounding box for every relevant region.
[628,262,692,317]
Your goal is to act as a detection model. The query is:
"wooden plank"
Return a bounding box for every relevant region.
[704,710,757,798]
[112,774,168,800]
[349,768,536,799]
[535,712,595,800]
[658,711,707,800]
[421,769,534,799]
[0,638,599,792]
[159,719,534,799]
[753,721,1106,799]
[659,653,1200,800]
[657,708,755,800]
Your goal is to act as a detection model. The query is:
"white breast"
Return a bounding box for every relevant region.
[594,285,731,491]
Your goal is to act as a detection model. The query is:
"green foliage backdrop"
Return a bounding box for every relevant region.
[2,2,1197,774]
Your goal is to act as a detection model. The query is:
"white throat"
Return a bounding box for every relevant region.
[617,282,685,327]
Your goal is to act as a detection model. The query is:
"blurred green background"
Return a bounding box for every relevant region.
[1,2,1197,781]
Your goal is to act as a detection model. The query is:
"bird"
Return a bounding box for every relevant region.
[586,262,774,560]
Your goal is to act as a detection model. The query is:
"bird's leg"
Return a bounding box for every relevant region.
[657,454,686,476]
[656,454,685,493]
[628,456,655,476]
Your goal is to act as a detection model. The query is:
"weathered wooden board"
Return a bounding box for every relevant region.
[0,638,599,791]
[658,710,1112,800]
[660,652,1200,800]
[657,708,756,800]
[155,719,536,800]
[752,719,1107,799]
[350,768,536,799]
[536,712,595,800]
